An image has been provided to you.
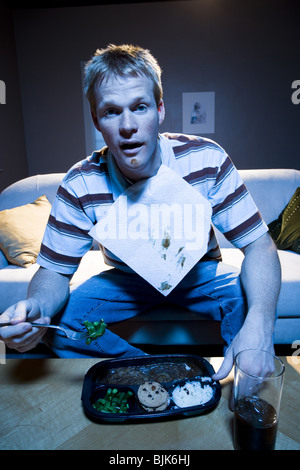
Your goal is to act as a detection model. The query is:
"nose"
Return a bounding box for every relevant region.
[119,110,137,137]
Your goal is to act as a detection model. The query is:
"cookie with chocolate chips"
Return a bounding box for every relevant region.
[137,381,170,411]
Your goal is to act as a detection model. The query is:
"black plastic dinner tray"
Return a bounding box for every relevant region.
[81,354,221,423]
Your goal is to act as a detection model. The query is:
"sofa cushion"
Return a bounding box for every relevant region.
[221,247,300,319]
[0,195,51,267]
[0,250,107,314]
[276,249,300,319]
[69,250,111,289]
[238,169,300,225]
[0,173,65,211]
[0,263,39,313]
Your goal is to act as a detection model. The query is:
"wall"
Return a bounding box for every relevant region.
[0,1,28,191]
[11,0,300,178]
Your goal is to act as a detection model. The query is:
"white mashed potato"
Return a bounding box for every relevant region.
[172,380,214,407]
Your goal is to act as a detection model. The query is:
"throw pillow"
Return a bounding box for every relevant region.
[268,187,300,254]
[0,195,51,267]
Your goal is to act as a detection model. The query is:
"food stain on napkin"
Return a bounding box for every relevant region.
[89,165,212,295]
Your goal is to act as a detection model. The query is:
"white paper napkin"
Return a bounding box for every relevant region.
[89,164,212,295]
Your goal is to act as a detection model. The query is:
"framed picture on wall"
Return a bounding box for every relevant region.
[182,92,215,134]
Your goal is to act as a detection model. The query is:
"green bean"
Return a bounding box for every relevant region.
[92,388,133,414]
[83,319,107,345]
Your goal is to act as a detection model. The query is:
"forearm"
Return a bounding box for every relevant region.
[27,266,70,319]
[213,233,281,381]
[240,233,281,339]
[0,267,70,352]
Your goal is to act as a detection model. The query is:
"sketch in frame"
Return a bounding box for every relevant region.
[182,92,215,135]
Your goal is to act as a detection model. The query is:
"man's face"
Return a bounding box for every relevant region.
[92,74,165,181]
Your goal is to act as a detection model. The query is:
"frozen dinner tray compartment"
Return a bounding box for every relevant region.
[81,354,221,422]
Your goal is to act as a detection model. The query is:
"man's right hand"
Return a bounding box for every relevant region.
[0,299,51,352]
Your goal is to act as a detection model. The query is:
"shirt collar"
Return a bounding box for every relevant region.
[107,134,179,200]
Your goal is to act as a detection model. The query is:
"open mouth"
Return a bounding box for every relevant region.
[120,142,143,151]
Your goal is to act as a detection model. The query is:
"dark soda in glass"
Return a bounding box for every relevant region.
[234,396,278,450]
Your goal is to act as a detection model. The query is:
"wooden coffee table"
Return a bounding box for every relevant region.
[0,356,299,450]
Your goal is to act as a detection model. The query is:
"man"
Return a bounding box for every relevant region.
[0,44,281,380]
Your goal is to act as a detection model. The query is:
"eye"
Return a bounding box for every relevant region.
[135,104,147,113]
[104,108,118,117]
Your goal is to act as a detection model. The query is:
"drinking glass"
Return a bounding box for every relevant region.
[233,349,285,450]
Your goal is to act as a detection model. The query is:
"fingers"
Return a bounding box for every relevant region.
[2,326,46,353]
[0,300,35,344]
[0,300,32,325]
[236,349,276,379]
[0,320,32,340]
[0,300,50,353]
[0,320,50,353]
[212,347,276,382]
[211,347,234,381]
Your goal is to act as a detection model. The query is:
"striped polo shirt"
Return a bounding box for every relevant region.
[37,133,268,275]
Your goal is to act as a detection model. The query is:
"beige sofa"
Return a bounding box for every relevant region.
[0,169,299,349]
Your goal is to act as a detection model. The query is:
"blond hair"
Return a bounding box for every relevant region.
[84,44,163,113]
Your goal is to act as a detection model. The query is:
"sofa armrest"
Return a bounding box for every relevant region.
[0,250,9,269]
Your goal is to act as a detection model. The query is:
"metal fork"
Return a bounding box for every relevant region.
[0,322,89,341]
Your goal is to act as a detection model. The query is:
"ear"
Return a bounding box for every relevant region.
[157,100,165,125]
[91,110,101,132]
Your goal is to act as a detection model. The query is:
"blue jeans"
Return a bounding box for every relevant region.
[45,260,246,358]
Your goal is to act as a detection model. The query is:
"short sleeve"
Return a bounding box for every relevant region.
[37,170,94,274]
[209,155,268,248]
